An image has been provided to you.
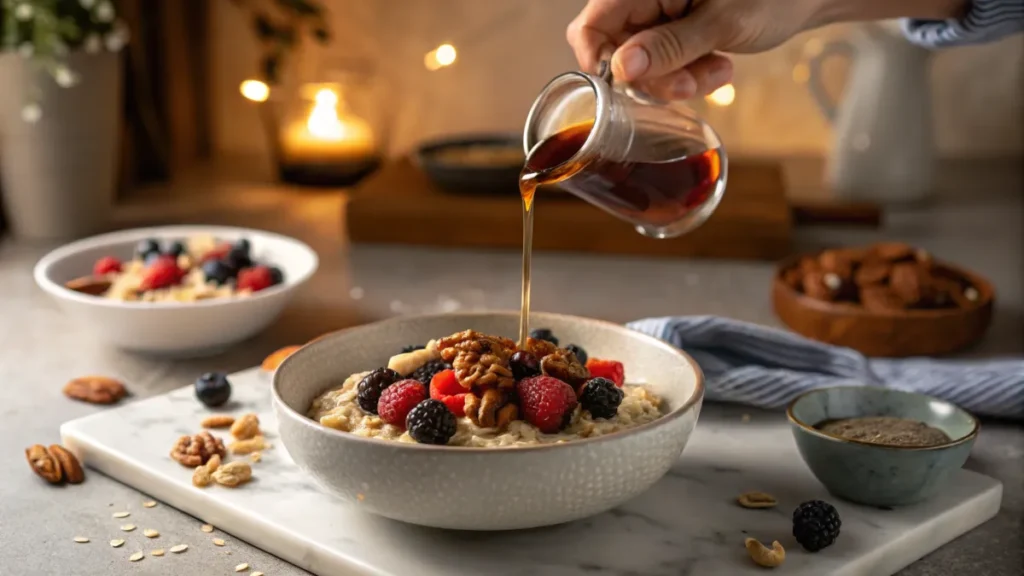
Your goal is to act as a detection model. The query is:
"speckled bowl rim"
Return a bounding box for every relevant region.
[32,225,319,310]
[786,385,980,451]
[272,310,705,454]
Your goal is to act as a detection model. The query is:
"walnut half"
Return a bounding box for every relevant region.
[438,330,516,390]
[540,349,590,387]
[171,432,226,468]
[465,389,518,429]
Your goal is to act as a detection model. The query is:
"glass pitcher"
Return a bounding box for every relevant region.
[523,61,727,239]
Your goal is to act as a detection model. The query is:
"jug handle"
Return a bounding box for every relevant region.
[803,40,856,123]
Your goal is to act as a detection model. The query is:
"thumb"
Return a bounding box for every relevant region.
[612,14,719,82]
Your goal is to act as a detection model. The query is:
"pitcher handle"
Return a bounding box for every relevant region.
[804,40,856,123]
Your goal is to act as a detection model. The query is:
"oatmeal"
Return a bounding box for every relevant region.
[307,328,665,447]
[68,234,285,303]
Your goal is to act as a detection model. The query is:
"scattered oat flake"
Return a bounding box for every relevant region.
[250,452,262,462]
[129,552,144,562]
[110,539,125,548]
[120,524,136,532]
[235,563,249,572]
[143,500,157,508]
[73,537,90,543]
[113,511,130,518]
[151,549,165,557]
[201,524,214,533]
[213,538,226,546]
[252,572,264,576]
[143,529,159,538]
[169,544,188,553]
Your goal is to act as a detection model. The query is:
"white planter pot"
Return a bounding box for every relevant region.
[0,51,123,241]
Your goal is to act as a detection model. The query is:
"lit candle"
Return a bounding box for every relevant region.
[280,87,377,167]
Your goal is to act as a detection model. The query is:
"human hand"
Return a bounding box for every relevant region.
[566,0,834,100]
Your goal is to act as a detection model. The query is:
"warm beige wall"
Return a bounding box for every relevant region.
[210,0,1023,160]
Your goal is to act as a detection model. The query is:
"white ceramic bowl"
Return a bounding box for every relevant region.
[34,225,318,357]
[273,311,704,531]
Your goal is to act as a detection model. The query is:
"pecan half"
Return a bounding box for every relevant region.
[63,376,127,405]
[170,432,226,468]
[817,250,854,282]
[871,242,916,262]
[854,261,891,286]
[890,263,932,306]
[801,271,840,301]
[48,445,84,484]
[64,276,112,296]
[438,330,516,389]
[26,444,62,484]
[540,349,590,387]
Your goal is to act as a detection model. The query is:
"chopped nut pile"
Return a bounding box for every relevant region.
[782,242,982,311]
[171,431,226,467]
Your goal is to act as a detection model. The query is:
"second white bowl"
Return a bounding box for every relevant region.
[33,225,318,357]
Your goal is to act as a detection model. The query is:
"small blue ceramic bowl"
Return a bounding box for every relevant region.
[787,386,979,507]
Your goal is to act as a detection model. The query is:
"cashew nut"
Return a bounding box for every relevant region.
[737,491,778,509]
[745,538,785,568]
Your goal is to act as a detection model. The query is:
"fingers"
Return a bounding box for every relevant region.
[611,10,721,82]
[637,53,734,100]
[567,0,689,73]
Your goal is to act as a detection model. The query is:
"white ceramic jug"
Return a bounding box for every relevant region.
[804,21,936,204]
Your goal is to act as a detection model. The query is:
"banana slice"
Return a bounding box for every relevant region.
[387,347,440,376]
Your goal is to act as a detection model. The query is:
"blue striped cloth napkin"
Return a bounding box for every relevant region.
[626,316,1024,420]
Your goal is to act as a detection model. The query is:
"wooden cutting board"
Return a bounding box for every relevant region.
[345,158,792,260]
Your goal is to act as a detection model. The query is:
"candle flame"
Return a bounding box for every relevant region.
[240,79,269,103]
[308,88,346,140]
[705,83,736,107]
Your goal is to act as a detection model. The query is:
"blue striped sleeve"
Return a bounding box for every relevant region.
[901,0,1024,48]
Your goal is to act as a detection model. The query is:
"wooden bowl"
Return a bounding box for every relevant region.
[772,255,995,357]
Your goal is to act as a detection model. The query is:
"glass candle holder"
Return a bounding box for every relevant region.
[277,81,382,187]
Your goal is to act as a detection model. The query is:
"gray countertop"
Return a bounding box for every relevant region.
[1,175,1022,575]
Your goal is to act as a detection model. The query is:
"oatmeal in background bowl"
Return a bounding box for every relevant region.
[34,225,318,356]
[307,328,665,447]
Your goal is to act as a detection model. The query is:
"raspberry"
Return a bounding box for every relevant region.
[237,266,275,292]
[406,399,457,445]
[579,377,624,419]
[200,242,231,263]
[429,369,467,417]
[586,358,625,387]
[377,379,428,427]
[516,375,578,433]
[139,256,183,291]
[93,256,122,276]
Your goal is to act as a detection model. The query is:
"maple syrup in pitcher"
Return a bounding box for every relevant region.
[518,62,727,346]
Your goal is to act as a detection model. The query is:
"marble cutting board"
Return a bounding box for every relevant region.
[61,367,1003,576]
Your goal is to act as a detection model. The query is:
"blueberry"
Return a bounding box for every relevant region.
[164,240,186,258]
[233,238,251,254]
[565,344,588,365]
[202,259,235,285]
[225,246,252,271]
[195,372,232,407]
[135,238,160,260]
[268,266,285,285]
[529,328,559,346]
[510,351,541,381]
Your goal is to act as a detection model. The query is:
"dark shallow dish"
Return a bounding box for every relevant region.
[413,134,524,196]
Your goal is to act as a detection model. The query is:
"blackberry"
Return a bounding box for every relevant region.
[406,399,457,445]
[401,344,426,354]
[268,266,285,285]
[233,238,251,254]
[792,500,842,552]
[510,351,541,381]
[529,328,559,346]
[225,246,252,271]
[356,368,402,414]
[565,344,588,365]
[411,360,451,387]
[579,377,623,419]
[195,372,232,408]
